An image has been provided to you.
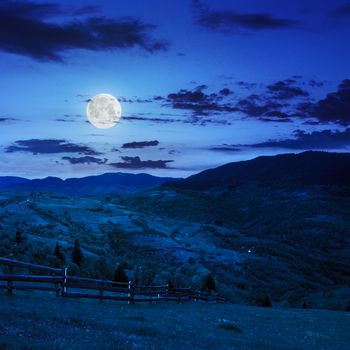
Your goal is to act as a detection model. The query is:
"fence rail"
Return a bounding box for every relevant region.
[0,257,225,304]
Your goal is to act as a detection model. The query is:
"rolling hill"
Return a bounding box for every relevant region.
[0,151,350,311]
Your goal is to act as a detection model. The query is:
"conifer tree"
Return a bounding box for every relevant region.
[260,295,272,307]
[54,242,65,261]
[72,239,83,266]
[15,230,23,243]
[201,273,216,292]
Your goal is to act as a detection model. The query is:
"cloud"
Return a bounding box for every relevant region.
[232,78,350,125]
[267,80,309,100]
[236,81,257,89]
[259,117,292,123]
[264,111,291,118]
[245,129,350,150]
[209,145,241,152]
[236,94,284,117]
[62,156,107,165]
[219,88,233,96]
[162,78,311,122]
[55,114,83,123]
[72,5,101,16]
[193,0,297,33]
[0,0,168,62]
[6,139,101,155]
[331,3,350,18]
[118,97,153,104]
[55,118,75,123]
[0,117,18,123]
[300,79,350,124]
[109,156,173,169]
[309,80,324,88]
[123,115,182,123]
[122,140,159,149]
[165,86,237,115]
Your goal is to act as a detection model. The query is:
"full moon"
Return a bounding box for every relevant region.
[86,93,122,129]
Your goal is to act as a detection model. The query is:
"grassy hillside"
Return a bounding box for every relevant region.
[1,152,350,311]
[1,181,350,311]
[1,291,349,350]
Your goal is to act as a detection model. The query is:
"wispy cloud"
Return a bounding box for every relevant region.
[235,129,350,150]
[192,0,298,34]
[0,117,19,123]
[330,3,350,18]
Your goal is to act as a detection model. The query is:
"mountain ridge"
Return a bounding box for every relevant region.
[0,172,181,195]
[166,151,350,190]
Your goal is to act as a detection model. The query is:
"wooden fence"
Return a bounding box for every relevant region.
[0,257,226,304]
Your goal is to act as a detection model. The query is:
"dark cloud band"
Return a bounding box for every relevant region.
[0,1,168,62]
[110,156,173,169]
[6,139,101,155]
[122,140,159,149]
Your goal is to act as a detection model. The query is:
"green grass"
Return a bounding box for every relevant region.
[0,291,350,350]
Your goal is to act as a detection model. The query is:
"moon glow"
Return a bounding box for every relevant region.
[87,93,122,129]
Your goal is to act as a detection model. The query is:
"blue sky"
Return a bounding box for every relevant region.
[1,0,350,178]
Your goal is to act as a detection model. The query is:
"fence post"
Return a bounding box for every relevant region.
[55,276,60,297]
[7,265,13,295]
[128,281,134,304]
[55,268,64,297]
[62,267,67,296]
[99,281,104,303]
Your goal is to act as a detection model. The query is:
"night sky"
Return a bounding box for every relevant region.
[1,0,350,179]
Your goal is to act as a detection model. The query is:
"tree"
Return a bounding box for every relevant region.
[114,264,128,283]
[54,242,65,262]
[260,295,272,307]
[167,278,174,289]
[95,257,113,279]
[15,230,24,243]
[71,239,83,266]
[201,273,216,292]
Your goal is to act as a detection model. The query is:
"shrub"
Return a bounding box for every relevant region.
[95,257,114,279]
[68,263,80,276]
[259,295,272,307]
[2,239,11,249]
[218,319,242,333]
[114,265,128,283]
[188,257,196,265]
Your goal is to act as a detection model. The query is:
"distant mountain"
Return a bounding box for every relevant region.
[0,173,181,195]
[167,151,350,190]
[0,176,28,189]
